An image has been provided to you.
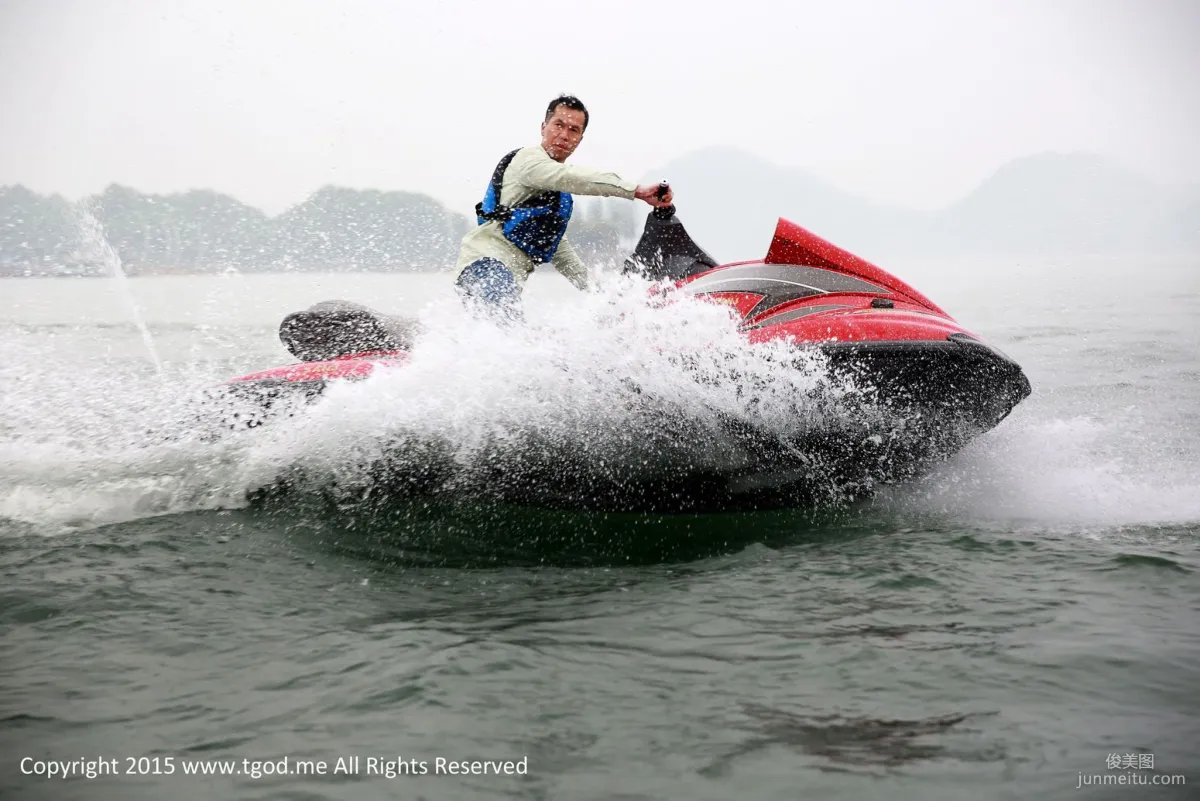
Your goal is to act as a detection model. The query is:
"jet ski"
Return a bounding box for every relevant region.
[214,205,1031,509]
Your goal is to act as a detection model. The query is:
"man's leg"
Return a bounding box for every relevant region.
[454,257,523,320]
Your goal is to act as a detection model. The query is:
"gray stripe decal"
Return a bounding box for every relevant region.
[685,263,886,321]
[685,263,886,296]
[740,304,853,330]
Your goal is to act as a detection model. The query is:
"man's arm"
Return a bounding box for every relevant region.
[550,236,589,291]
[513,147,638,199]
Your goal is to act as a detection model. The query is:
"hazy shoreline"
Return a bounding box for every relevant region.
[3,150,1197,277]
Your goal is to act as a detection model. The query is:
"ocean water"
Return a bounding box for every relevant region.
[1,257,1198,800]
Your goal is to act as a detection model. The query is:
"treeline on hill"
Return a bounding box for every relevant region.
[0,184,640,276]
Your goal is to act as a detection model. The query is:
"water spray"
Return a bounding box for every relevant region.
[75,203,164,376]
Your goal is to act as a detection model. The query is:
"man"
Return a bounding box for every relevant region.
[454,94,674,315]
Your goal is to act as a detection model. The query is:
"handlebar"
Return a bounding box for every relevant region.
[651,180,675,218]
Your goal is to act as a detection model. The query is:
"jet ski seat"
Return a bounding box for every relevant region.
[278,300,422,362]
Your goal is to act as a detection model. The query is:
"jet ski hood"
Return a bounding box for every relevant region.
[760,218,948,317]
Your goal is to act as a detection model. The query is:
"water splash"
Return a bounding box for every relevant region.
[75,204,163,374]
[0,275,881,529]
[227,276,888,509]
[873,412,1200,529]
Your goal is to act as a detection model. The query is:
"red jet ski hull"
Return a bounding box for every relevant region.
[215,214,1030,510]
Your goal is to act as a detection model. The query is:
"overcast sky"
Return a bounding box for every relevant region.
[1,0,1197,216]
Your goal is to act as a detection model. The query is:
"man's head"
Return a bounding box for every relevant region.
[540,94,588,162]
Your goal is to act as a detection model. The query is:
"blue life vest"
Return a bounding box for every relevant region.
[475,149,573,263]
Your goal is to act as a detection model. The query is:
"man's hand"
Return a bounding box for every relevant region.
[635,184,674,207]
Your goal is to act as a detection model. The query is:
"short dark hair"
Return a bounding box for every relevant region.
[544,94,588,131]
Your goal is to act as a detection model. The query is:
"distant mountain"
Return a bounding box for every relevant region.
[2,150,1196,276]
[271,186,469,271]
[645,148,1200,261]
[0,184,480,275]
[1175,187,1200,249]
[641,147,931,264]
[89,184,272,271]
[936,152,1194,253]
[0,183,634,276]
[0,185,76,271]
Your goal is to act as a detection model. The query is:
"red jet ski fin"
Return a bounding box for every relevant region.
[764,218,949,317]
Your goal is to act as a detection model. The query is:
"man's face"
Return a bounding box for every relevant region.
[540,106,586,162]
